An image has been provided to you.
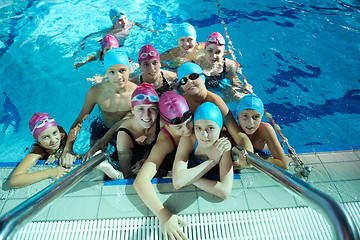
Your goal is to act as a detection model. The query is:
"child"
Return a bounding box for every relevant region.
[60,48,137,168]
[134,91,193,239]
[160,22,204,70]
[235,93,288,170]
[172,102,233,199]
[177,62,254,152]
[131,45,177,96]
[81,7,156,47]
[9,113,70,188]
[74,35,119,69]
[194,32,253,101]
[84,83,161,179]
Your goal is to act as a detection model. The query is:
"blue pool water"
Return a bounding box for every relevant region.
[0,0,359,163]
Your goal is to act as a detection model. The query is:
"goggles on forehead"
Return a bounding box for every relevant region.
[161,110,192,125]
[139,51,158,59]
[31,116,55,136]
[207,37,225,45]
[180,73,204,85]
[111,11,126,22]
[131,94,159,103]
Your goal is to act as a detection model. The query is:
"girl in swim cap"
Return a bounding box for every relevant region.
[177,62,254,153]
[160,23,206,70]
[172,102,234,199]
[236,94,288,170]
[131,45,177,96]
[9,113,71,188]
[84,83,161,179]
[134,91,193,239]
[194,32,253,102]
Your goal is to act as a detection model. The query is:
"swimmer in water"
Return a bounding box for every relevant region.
[172,102,234,199]
[60,48,137,168]
[235,94,288,170]
[9,113,71,188]
[134,91,193,239]
[194,32,253,102]
[80,7,157,47]
[131,45,177,96]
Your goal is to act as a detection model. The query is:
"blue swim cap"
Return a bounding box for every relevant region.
[236,93,264,117]
[194,102,223,129]
[104,48,130,71]
[109,7,126,24]
[177,62,205,83]
[176,23,197,41]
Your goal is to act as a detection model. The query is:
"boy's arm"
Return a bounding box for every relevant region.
[83,120,124,162]
[134,140,188,239]
[60,87,97,167]
[134,22,158,32]
[261,123,288,170]
[74,54,97,69]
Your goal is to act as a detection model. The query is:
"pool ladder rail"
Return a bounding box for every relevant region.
[0,149,359,239]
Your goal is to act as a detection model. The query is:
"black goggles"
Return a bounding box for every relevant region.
[161,110,192,125]
[180,73,204,85]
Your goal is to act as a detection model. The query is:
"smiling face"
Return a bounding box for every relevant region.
[194,119,221,147]
[167,117,193,137]
[178,36,196,52]
[133,104,158,129]
[237,109,262,135]
[106,64,130,88]
[140,59,161,79]
[37,126,61,151]
[204,44,225,65]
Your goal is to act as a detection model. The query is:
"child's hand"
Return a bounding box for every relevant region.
[60,152,76,168]
[241,83,253,94]
[74,62,85,69]
[50,166,70,180]
[46,154,57,164]
[209,137,231,164]
[233,150,252,169]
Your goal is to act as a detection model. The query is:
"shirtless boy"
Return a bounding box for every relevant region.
[60,48,137,167]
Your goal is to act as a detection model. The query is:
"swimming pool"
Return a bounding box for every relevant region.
[0,0,360,165]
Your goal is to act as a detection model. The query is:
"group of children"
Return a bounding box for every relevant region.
[9,7,288,240]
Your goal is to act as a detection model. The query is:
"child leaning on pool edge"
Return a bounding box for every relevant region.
[235,93,288,170]
[172,102,234,199]
[134,91,193,239]
[9,113,71,188]
[60,48,137,168]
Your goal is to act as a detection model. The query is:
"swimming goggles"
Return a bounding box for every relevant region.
[180,73,204,85]
[161,110,192,125]
[31,116,55,135]
[111,10,126,22]
[207,37,225,45]
[131,94,159,103]
[139,51,158,59]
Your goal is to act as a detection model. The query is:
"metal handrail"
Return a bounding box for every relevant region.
[232,146,359,240]
[0,152,109,240]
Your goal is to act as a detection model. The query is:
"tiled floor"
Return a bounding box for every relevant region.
[0,150,359,222]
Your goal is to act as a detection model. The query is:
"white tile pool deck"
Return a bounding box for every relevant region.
[0,149,359,234]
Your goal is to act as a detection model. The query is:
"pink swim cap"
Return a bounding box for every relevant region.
[101,35,119,52]
[138,45,160,65]
[205,32,226,49]
[131,83,159,107]
[29,113,58,140]
[159,91,191,125]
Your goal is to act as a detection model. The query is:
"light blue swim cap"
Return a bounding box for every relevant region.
[236,93,264,117]
[104,48,130,71]
[176,23,197,41]
[109,7,126,24]
[177,62,205,83]
[194,102,223,129]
